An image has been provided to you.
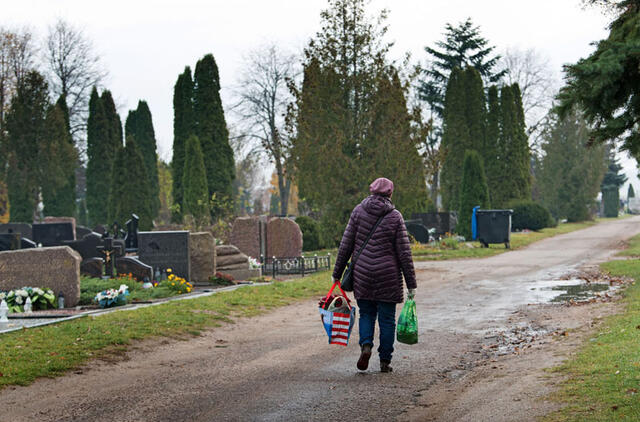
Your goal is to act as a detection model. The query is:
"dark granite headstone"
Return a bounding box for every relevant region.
[21,238,36,249]
[64,232,104,260]
[0,223,32,240]
[32,223,74,246]
[93,225,107,236]
[76,225,92,240]
[405,220,431,243]
[138,231,190,280]
[81,257,104,278]
[411,212,458,237]
[116,256,152,281]
[125,214,139,250]
[0,233,21,251]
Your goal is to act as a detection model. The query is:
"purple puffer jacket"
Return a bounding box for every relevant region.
[332,194,417,303]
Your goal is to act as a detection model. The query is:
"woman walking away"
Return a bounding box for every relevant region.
[332,177,417,373]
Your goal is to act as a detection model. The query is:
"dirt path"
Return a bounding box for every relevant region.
[4,217,640,422]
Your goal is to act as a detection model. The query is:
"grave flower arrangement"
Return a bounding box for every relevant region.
[1,287,56,313]
[248,257,261,270]
[164,269,193,294]
[94,284,129,308]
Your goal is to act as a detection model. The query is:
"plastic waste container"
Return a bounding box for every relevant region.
[474,209,513,249]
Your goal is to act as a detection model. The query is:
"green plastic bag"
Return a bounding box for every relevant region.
[396,298,418,344]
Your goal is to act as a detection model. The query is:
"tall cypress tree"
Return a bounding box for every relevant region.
[484,85,501,204]
[458,150,490,240]
[108,137,153,230]
[125,100,160,218]
[511,84,531,200]
[600,150,627,218]
[171,67,195,222]
[193,54,235,208]
[440,66,487,211]
[5,71,50,222]
[87,88,122,225]
[492,85,518,207]
[182,135,209,222]
[42,95,76,217]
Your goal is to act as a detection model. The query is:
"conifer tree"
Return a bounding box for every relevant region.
[182,135,209,222]
[42,95,76,217]
[600,150,627,218]
[108,137,153,230]
[484,85,501,203]
[194,54,235,207]
[440,66,486,211]
[87,87,122,225]
[171,67,195,221]
[6,72,50,222]
[511,84,532,200]
[365,70,429,215]
[125,100,160,217]
[458,150,490,239]
[628,183,635,199]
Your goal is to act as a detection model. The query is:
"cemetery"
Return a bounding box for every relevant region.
[3,0,640,420]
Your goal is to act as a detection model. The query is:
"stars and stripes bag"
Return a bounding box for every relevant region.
[318,281,356,346]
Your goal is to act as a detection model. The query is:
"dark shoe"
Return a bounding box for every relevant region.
[380,360,393,373]
[357,344,373,370]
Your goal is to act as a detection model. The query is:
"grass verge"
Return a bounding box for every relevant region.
[0,271,331,390]
[544,235,640,421]
[80,276,176,305]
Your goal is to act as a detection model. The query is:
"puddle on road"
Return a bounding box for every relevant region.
[527,278,614,304]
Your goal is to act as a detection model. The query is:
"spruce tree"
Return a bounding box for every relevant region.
[125,100,160,218]
[600,150,627,218]
[458,150,490,239]
[182,135,209,222]
[628,184,635,199]
[194,54,235,208]
[171,67,195,222]
[42,95,76,217]
[108,137,153,230]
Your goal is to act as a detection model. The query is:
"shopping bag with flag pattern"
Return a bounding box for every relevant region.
[318,281,356,346]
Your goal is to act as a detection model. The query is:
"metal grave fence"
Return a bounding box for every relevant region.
[260,254,331,278]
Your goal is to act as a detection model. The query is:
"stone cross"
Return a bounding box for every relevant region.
[97,237,124,277]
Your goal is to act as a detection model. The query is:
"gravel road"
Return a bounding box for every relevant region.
[4,216,640,422]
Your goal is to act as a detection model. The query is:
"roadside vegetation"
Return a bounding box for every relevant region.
[545,233,640,421]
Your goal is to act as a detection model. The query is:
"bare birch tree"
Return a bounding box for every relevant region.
[233,44,297,215]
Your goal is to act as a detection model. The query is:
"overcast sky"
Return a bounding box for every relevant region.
[4,0,638,195]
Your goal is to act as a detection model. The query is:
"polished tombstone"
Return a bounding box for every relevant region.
[32,222,75,246]
[75,225,92,240]
[0,223,32,240]
[43,217,76,240]
[411,212,458,238]
[115,256,153,281]
[137,231,190,280]
[189,232,216,282]
[64,232,104,260]
[81,257,104,278]
[0,233,21,251]
[266,217,303,258]
[404,220,431,244]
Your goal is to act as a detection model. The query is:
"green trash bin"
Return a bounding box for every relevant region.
[475,209,513,249]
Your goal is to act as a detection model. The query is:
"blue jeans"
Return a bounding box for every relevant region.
[357,299,397,362]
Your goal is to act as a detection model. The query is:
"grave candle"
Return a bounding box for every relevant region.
[24,296,32,313]
[0,299,8,322]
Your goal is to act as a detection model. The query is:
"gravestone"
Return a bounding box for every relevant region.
[405,220,431,243]
[93,225,107,236]
[0,246,81,307]
[43,217,76,240]
[266,217,303,257]
[21,238,36,249]
[76,225,92,240]
[0,233,21,251]
[0,223,32,240]
[189,232,216,282]
[115,256,152,281]
[138,231,190,280]
[411,212,458,237]
[81,257,104,278]
[230,216,264,259]
[64,232,104,260]
[125,214,139,250]
[32,222,75,246]
[216,244,260,281]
